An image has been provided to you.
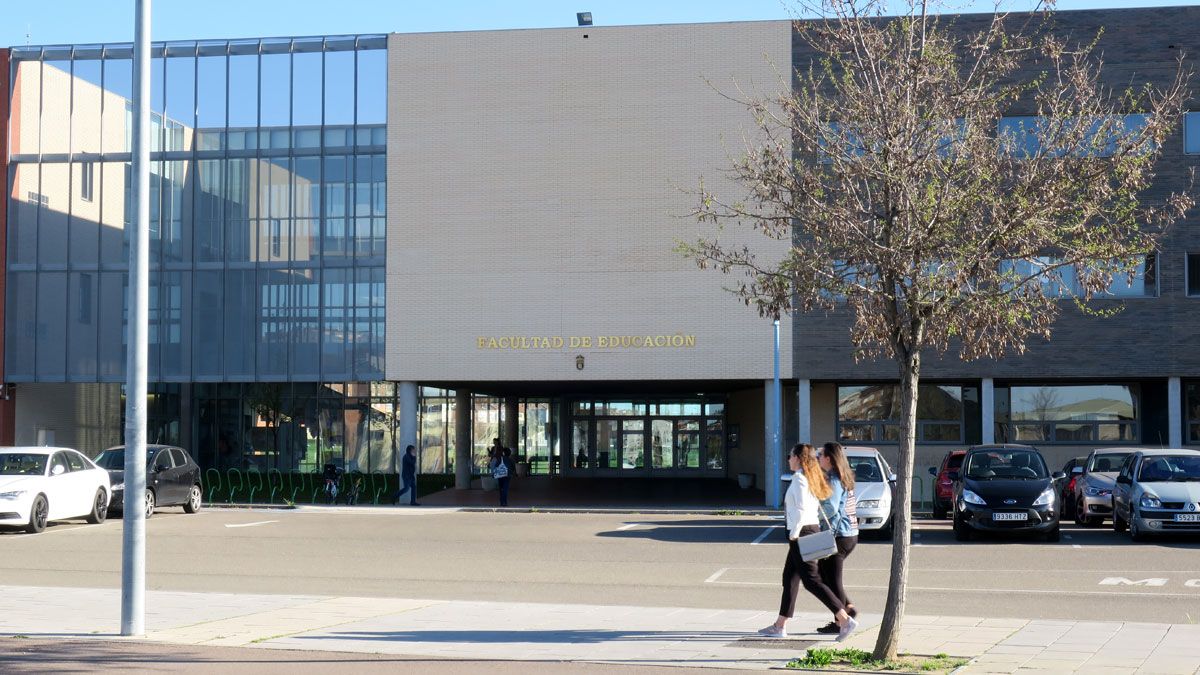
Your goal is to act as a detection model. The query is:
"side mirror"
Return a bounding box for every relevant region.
[1051,471,1066,481]
[51,464,66,476]
[947,471,960,481]
[1071,466,1083,475]
[928,467,937,476]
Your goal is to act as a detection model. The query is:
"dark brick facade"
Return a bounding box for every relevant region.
[790,6,1200,381]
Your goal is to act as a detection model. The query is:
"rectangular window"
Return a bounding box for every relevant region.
[1001,255,1157,298]
[836,384,967,443]
[999,114,1149,158]
[1185,112,1200,155]
[996,384,1138,444]
[1188,253,1200,297]
[1187,382,1200,443]
[80,162,95,202]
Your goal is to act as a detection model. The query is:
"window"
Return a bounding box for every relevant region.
[1186,382,1200,444]
[80,161,95,201]
[999,114,1149,158]
[1185,112,1200,155]
[78,273,93,324]
[996,384,1138,444]
[1187,253,1200,297]
[836,384,968,443]
[1000,255,1157,298]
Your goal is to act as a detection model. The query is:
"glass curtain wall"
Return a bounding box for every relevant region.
[569,398,726,474]
[416,391,563,476]
[6,36,387,383]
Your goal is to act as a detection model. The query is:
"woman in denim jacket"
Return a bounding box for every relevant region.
[816,441,860,634]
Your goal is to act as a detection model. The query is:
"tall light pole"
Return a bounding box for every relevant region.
[121,0,152,637]
[772,318,782,507]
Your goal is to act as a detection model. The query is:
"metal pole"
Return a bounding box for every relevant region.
[121,0,151,637]
[773,318,782,507]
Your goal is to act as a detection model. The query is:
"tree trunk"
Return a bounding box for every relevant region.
[872,348,921,661]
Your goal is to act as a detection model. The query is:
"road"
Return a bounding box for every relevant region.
[2,506,1199,624]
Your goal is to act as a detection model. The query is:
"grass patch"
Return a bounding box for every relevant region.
[787,648,968,673]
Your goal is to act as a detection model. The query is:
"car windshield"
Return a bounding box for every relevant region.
[1088,452,1131,473]
[849,456,884,483]
[94,449,157,471]
[0,453,49,476]
[964,450,1048,480]
[1137,455,1200,482]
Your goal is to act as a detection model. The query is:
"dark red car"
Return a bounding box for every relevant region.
[929,450,966,519]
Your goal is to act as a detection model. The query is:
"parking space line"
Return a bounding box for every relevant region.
[224,520,278,529]
[705,568,729,583]
[750,526,777,545]
[617,523,640,531]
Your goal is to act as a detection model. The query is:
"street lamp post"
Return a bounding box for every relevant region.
[121,0,152,637]
[772,318,781,507]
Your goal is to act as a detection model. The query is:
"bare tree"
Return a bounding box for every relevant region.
[681,0,1191,659]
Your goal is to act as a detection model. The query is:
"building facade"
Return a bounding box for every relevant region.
[4,7,1200,504]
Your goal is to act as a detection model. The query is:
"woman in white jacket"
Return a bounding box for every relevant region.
[759,443,858,641]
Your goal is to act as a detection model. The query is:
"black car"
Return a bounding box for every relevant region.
[93,445,202,518]
[950,444,1064,542]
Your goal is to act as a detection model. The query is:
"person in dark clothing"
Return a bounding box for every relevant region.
[394,445,419,506]
[491,447,515,507]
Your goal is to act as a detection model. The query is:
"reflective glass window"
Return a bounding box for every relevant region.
[192,270,223,378]
[38,163,69,266]
[194,160,224,262]
[258,268,290,378]
[291,269,321,379]
[97,272,126,379]
[228,54,258,144]
[356,49,386,127]
[68,272,98,379]
[101,59,132,153]
[40,61,73,155]
[224,269,256,378]
[37,273,68,379]
[11,164,40,265]
[322,268,351,378]
[71,60,103,155]
[324,51,355,126]
[12,61,43,155]
[1187,112,1200,154]
[165,56,197,143]
[292,52,323,130]
[196,55,227,151]
[5,273,37,379]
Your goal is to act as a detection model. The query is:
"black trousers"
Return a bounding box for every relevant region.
[779,525,846,618]
[498,476,511,506]
[817,535,857,611]
[395,475,417,505]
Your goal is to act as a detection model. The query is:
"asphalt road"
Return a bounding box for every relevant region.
[2,506,1199,624]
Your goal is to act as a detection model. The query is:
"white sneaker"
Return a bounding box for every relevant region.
[758,624,787,638]
[835,617,858,642]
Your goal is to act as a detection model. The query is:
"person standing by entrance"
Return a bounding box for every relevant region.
[816,442,858,633]
[759,443,857,641]
[491,447,514,507]
[394,445,419,506]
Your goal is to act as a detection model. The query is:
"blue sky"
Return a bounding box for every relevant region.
[1,1,1197,47]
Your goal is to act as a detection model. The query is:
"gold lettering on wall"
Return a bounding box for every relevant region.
[476,334,697,350]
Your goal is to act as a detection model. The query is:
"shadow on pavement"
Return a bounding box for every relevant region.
[296,629,755,645]
[596,519,779,544]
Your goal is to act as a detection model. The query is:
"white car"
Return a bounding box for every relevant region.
[0,447,112,534]
[844,446,896,538]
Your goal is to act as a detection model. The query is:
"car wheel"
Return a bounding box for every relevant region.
[1074,499,1086,526]
[86,489,108,525]
[1129,510,1147,542]
[1044,525,1061,543]
[184,485,202,514]
[953,516,970,541]
[26,495,48,534]
[1113,508,1127,533]
[144,489,156,519]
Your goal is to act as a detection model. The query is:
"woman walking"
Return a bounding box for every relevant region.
[759,443,858,641]
[816,442,859,634]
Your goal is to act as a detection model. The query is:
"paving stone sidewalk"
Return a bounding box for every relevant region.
[1,585,1197,673]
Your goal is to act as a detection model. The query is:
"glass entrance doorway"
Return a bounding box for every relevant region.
[570,398,725,476]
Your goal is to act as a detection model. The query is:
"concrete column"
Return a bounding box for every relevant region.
[764,382,780,507]
[797,380,812,445]
[398,382,418,470]
[503,396,519,450]
[1168,377,1182,448]
[982,378,995,445]
[454,389,472,489]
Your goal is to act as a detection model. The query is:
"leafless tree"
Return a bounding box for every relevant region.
[681,0,1191,659]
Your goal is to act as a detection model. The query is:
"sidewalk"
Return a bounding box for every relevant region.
[1,585,1197,673]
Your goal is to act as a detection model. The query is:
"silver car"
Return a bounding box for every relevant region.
[1071,448,1135,527]
[1112,449,1200,541]
[844,447,895,538]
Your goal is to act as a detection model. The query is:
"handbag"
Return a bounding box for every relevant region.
[798,506,837,562]
[493,460,509,479]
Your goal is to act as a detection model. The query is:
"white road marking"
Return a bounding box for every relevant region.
[617,523,640,531]
[705,568,729,583]
[224,520,278,529]
[750,526,777,545]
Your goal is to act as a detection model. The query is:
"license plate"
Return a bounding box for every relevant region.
[1174,514,1200,523]
[993,512,1027,522]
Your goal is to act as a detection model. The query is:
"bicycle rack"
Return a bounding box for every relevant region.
[226,468,245,503]
[205,468,222,504]
[246,470,265,503]
[267,468,284,503]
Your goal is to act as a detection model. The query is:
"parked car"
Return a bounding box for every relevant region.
[1071,448,1134,527]
[1058,456,1087,520]
[93,445,202,518]
[0,447,111,534]
[1112,449,1200,541]
[951,444,1064,542]
[929,450,966,519]
[844,446,895,538]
